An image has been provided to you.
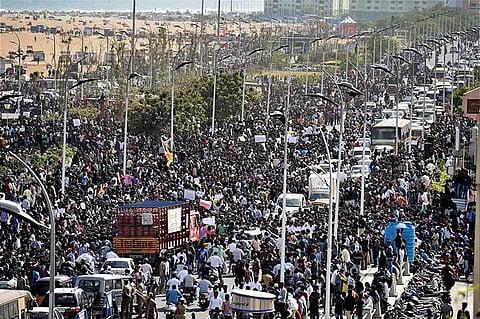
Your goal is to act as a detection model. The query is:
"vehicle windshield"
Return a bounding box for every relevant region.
[285,198,301,207]
[104,260,129,268]
[77,279,101,292]
[372,128,396,140]
[311,192,329,200]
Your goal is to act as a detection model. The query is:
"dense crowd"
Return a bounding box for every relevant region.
[0,52,477,318]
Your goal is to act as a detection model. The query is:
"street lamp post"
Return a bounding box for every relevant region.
[241,48,264,121]
[10,32,21,112]
[403,47,424,153]
[7,152,55,319]
[305,38,322,95]
[170,61,193,150]
[305,93,335,318]
[266,45,289,127]
[122,0,137,177]
[211,0,221,137]
[60,60,93,195]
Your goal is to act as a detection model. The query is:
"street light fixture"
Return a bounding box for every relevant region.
[305,37,322,95]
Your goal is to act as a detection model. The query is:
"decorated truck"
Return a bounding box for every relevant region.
[111,201,200,258]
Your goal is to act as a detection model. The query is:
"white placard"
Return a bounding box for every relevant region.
[254,135,266,143]
[22,112,31,117]
[73,119,81,127]
[167,207,182,233]
[183,189,196,200]
[288,136,298,143]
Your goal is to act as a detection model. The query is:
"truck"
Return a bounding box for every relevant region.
[111,201,200,259]
[308,173,336,206]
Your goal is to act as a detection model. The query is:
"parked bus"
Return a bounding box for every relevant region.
[0,290,35,319]
[371,119,410,148]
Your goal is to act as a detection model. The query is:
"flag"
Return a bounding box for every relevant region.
[199,200,212,210]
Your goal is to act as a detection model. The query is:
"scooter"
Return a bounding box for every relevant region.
[199,292,209,310]
[165,303,177,319]
[181,286,196,305]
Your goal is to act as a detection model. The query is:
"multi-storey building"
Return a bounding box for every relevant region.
[264,0,349,17]
[348,0,445,22]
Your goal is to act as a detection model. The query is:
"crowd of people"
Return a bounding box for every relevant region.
[0,42,478,319]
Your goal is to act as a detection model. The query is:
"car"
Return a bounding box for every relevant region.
[40,288,92,319]
[101,257,135,275]
[28,307,66,319]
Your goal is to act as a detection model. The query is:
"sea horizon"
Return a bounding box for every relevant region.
[0,0,265,13]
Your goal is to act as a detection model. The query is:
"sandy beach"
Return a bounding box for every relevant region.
[0,11,246,75]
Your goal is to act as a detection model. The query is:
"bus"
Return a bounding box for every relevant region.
[371,119,410,148]
[0,290,35,319]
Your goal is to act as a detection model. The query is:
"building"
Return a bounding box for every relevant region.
[349,0,445,22]
[264,0,349,17]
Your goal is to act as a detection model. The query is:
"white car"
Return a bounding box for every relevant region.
[101,257,135,275]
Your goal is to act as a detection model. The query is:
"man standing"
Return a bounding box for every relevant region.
[159,258,169,293]
[121,279,133,319]
[142,292,158,319]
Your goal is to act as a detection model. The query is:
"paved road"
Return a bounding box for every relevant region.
[142,266,475,319]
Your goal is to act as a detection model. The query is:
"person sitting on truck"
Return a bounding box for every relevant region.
[166,285,183,305]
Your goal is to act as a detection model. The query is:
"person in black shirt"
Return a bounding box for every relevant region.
[309,285,320,319]
[333,292,345,319]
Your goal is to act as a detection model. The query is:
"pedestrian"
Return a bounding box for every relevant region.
[334,291,345,319]
[456,302,470,319]
[142,292,158,319]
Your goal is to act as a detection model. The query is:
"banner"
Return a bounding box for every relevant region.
[167,207,182,233]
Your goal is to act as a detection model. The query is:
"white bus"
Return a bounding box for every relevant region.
[371,119,410,148]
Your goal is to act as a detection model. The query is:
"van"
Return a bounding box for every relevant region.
[33,276,73,306]
[75,274,131,317]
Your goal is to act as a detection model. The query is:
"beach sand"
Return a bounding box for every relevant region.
[0,12,233,75]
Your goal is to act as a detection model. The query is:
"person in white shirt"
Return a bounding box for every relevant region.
[141,259,153,282]
[166,274,181,292]
[178,268,189,283]
[208,252,223,268]
[248,281,262,291]
[362,293,374,319]
[208,290,223,318]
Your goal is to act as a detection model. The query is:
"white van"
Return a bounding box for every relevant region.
[75,274,131,317]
